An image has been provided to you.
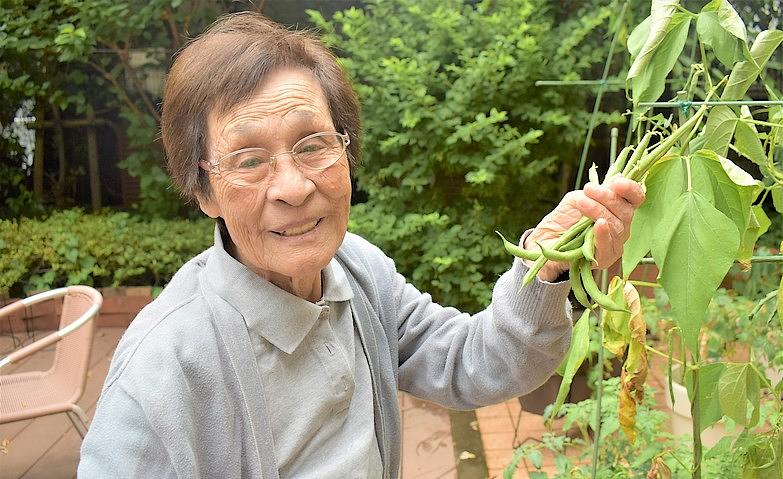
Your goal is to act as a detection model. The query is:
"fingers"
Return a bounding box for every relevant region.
[593,218,622,268]
[583,182,634,227]
[574,192,627,240]
[604,177,646,207]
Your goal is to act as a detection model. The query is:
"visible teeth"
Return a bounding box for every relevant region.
[280,220,318,237]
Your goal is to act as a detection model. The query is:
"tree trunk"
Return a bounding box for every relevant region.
[33,102,45,198]
[86,110,102,212]
[52,107,67,207]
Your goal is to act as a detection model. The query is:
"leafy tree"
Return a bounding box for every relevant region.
[310,0,629,311]
[0,0,247,217]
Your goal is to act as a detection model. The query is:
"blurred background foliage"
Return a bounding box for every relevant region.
[1,0,780,308]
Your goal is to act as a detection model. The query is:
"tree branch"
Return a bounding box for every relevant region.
[98,37,161,123]
[87,59,146,121]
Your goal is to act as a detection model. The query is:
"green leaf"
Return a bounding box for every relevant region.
[652,189,740,353]
[773,188,783,214]
[721,29,783,101]
[622,207,652,277]
[733,106,767,167]
[550,309,591,419]
[737,206,771,265]
[627,1,680,79]
[702,106,737,157]
[623,157,685,275]
[529,449,543,470]
[685,362,727,433]
[718,363,758,426]
[628,12,691,106]
[779,262,783,332]
[691,150,762,237]
[696,0,747,68]
[602,277,633,356]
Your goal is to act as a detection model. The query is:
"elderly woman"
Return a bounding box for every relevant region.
[79,12,644,479]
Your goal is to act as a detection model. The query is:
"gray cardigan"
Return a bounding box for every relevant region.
[78,230,572,478]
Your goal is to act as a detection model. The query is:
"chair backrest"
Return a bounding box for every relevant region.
[50,286,101,404]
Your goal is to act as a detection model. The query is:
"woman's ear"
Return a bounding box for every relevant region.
[197,193,221,219]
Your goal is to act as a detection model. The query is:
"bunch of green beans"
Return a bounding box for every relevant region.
[498,102,709,312]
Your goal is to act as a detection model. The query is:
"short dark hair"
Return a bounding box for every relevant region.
[161,12,362,201]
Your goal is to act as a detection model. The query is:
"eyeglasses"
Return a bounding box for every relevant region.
[202,131,350,186]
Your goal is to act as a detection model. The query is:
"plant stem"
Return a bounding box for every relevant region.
[645,344,685,366]
[686,156,693,192]
[739,118,783,129]
[691,357,703,479]
[628,280,662,289]
[590,309,605,479]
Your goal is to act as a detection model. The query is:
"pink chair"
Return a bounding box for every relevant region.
[0,285,102,438]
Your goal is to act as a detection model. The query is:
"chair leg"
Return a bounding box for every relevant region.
[67,404,89,438]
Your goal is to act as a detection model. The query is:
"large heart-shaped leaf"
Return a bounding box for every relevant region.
[624,157,686,275]
[627,1,680,78]
[702,105,737,157]
[722,29,783,101]
[696,0,748,68]
[652,189,740,353]
[734,106,767,167]
[691,150,762,237]
[684,362,727,433]
[718,363,760,427]
[628,5,691,106]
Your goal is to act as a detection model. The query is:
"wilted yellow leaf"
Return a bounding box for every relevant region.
[618,280,647,444]
[646,456,672,479]
[602,277,642,357]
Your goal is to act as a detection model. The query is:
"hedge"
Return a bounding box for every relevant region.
[0,209,213,296]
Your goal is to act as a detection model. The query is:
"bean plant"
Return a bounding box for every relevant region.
[504,1,783,477]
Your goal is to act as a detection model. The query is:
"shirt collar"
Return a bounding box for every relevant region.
[203,225,352,354]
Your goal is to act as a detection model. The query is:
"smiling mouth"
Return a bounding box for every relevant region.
[273,218,322,237]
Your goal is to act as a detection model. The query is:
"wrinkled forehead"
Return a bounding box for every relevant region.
[207,67,334,152]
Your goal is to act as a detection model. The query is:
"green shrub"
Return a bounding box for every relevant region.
[310,0,627,311]
[0,209,213,296]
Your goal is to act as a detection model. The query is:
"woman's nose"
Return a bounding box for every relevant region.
[266,154,316,206]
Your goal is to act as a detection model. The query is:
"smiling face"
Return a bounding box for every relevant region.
[199,67,352,300]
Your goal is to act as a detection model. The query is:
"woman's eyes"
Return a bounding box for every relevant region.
[298,143,323,153]
[237,155,265,169]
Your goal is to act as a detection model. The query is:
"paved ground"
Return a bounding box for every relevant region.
[0,327,608,479]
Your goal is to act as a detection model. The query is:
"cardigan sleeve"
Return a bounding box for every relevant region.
[383,241,574,410]
[78,381,177,478]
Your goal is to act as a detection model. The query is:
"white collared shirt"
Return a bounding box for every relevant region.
[246,259,383,478]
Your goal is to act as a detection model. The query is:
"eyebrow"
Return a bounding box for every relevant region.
[224,110,319,139]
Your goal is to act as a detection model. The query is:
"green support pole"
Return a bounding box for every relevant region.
[574,2,628,190]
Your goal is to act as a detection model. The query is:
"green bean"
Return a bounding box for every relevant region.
[606,145,633,179]
[570,259,592,309]
[496,231,541,261]
[522,255,548,286]
[579,260,627,312]
[536,241,584,262]
[628,103,709,181]
[522,217,593,286]
[581,226,596,264]
[621,131,654,177]
[560,228,588,251]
